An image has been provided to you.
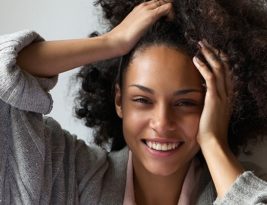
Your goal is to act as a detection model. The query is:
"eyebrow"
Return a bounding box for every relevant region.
[129,84,203,96]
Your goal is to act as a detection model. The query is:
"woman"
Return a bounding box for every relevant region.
[0,0,266,204]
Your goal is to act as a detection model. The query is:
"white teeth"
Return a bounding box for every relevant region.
[156,143,161,150]
[162,144,167,150]
[172,144,176,149]
[167,144,172,150]
[145,140,181,151]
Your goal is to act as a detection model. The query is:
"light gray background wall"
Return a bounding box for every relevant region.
[1,0,266,174]
[0,0,107,143]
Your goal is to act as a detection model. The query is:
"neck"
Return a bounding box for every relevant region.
[133,156,191,205]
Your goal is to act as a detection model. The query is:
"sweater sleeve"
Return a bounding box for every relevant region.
[0,30,58,114]
[0,30,113,205]
[214,171,267,205]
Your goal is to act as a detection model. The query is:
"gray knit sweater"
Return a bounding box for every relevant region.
[0,30,266,205]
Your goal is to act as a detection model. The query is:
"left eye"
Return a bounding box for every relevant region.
[174,101,197,107]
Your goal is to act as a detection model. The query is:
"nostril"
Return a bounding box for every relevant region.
[149,116,177,133]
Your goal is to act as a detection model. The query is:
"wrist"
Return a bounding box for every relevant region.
[200,136,244,197]
[198,133,229,151]
[103,31,128,57]
[200,135,224,149]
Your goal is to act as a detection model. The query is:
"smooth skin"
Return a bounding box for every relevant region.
[115,45,204,205]
[17,0,244,202]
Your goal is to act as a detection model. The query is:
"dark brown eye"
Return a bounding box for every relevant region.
[174,100,197,107]
[133,98,152,104]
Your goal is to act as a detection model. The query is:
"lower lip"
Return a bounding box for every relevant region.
[143,142,183,158]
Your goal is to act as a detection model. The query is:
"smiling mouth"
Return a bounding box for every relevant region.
[142,140,184,152]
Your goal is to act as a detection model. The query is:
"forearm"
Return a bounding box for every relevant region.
[200,137,244,198]
[17,34,122,77]
[17,1,173,77]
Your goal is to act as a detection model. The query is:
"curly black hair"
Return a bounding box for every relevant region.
[75,0,267,155]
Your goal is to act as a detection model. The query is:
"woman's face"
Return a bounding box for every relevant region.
[115,45,204,176]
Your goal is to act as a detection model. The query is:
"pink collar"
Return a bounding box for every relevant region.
[123,151,202,205]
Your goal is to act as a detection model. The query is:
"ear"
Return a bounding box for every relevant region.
[114,84,123,118]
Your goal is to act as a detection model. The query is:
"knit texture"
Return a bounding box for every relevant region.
[0,30,266,204]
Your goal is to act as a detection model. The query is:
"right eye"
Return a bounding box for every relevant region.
[132,97,152,105]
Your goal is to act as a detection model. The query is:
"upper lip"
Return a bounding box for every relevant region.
[142,138,184,143]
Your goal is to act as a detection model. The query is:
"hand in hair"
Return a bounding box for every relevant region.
[193,40,232,148]
[193,40,244,198]
[106,0,174,55]
[17,0,173,77]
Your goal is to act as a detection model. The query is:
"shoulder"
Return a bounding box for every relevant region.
[43,116,108,180]
[93,147,129,204]
[43,116,108,167]
[78,145,129,204]
[43,116,129,203]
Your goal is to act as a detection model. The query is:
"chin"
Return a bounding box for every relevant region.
[145,161,185,177]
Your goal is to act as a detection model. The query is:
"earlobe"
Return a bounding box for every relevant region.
[114,84,123,118]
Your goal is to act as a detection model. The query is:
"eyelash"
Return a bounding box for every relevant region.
[132,98,198,107]
[132,98,152,104]
[174,100,198,107]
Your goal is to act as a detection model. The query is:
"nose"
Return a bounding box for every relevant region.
[150,103,177,134]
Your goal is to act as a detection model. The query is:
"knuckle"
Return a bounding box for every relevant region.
[214,64,223,72]
[140,2,147,6]
[210,53,219,61]
[139,2,147,8]
[221,56,229,62]
[148,12,156,21]
[202,46,211,54]
[206,73,215,81]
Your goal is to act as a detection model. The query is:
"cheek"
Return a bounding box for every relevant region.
[121,103,150,145]
[178,113,201,141]
[123,109,149,133]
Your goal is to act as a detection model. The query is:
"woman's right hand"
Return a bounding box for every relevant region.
[106,0,174,55]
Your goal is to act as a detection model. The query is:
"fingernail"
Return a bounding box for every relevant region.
[198,41,204,48]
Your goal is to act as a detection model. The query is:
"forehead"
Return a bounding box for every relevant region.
[123,45,202,90]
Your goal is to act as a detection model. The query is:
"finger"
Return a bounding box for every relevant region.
[154,1,173,19]
[203,40,233,98]
[164,3,175,21]
[199,41,223,73]
[202,39,220,56]
[198,41,227,99]
[219,51,230,71]
[193,56,218,97]
[141,0,170,10]
[136,0,159,11]
[138,0,173,21]
[220,52,233,97]
[203,39,230,69]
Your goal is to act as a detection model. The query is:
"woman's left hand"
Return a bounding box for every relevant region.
[193,41,245,198]
[192,40,233,148]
